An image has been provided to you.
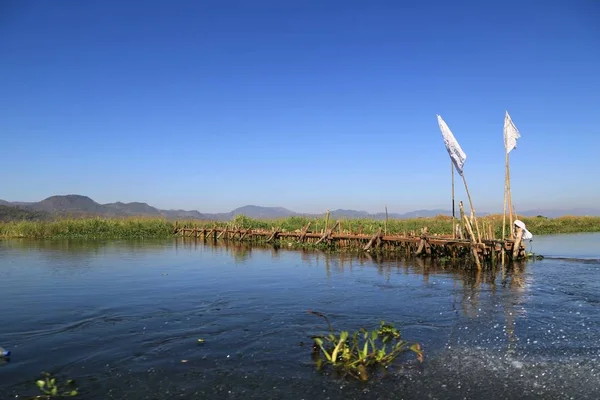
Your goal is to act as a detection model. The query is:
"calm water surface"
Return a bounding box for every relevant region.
[1,234,599,399]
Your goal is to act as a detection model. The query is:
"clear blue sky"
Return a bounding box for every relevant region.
[1,0,599,213]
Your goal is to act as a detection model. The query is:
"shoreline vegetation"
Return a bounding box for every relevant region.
[0,214,599,240]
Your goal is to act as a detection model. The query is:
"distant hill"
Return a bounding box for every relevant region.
[0,205,50,222]
[325,208,454,220]
[0,195,208,221]
[104,201,163,216]
[161,209,205,220]
[328,209,371,219]
[231,205,297,219]
[0,194,598,222]
[30,195,108,215]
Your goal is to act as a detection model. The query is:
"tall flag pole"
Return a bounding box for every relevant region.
[437,115,481,244]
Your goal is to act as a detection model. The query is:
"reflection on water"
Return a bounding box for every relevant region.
[1,235,599,399]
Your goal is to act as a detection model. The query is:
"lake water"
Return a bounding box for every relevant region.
[1,233,599,399]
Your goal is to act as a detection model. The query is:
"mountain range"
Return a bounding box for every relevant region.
[0,195,599,222]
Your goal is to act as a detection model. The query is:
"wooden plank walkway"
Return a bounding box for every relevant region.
[173,223,526,268]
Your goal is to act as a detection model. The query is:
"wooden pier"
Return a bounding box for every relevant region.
[174,221,527,269]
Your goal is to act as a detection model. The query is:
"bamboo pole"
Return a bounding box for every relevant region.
[461,173,482,243]
[506,153,515,229]
[452,161,456,239]
[459,201,467,240]
[460,201,482,270]
[502,149,509,269]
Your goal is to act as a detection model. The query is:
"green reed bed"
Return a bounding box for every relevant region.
[223,214,455,235]
[0,218,174,239]
[476,215,600,238]
[0,215,599,240]
[213,214,600,237]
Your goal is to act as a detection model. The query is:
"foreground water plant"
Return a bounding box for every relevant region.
[28,372,78,398]
[308,311,423,381]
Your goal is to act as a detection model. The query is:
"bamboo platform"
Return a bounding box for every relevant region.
[173,222,527,268]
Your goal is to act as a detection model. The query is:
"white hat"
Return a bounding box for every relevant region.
[514,220,533,240]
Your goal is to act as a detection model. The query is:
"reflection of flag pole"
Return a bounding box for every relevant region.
[437,115,481,244]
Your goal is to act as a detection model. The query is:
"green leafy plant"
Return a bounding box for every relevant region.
[31,372,78,398]
[308,310,423,381]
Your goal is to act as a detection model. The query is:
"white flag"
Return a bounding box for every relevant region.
[504,111,521,154]
[437,115,467,176]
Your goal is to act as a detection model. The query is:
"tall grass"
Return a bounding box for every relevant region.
[0,217,174,239]
[0,215,598,239]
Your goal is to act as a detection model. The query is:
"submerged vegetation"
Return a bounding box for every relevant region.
[308,311,423,381]
[12,313,422,396]
[0,214,599,239]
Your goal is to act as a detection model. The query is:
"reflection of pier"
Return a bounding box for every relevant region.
[180,238,530,358]
[175,223,527,269]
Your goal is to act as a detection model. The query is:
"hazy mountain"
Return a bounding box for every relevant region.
[396,209,453,218]
[328,209,371,219]
[0,194,598,221]
[29,195,107,214]
[232,205,297,219]
[162,209,206,219]
[322,209,453,220]
[104,201,162,216]
[517,208,600,218]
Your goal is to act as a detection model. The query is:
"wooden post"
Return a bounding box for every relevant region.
[463,215,482,270]
[315,221,339,245]
[363,228,382,251]
[416,239,425,255]
[512,226,524,259]
[324,209,330,234]
[385,205,389,235]
[299,221,311,242]
[266,230,279,243]
[460,201,482,270]
[459,201,467,240]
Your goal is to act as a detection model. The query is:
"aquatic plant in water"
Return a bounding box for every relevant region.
[308,310,423,381]
[28,372,78,398]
